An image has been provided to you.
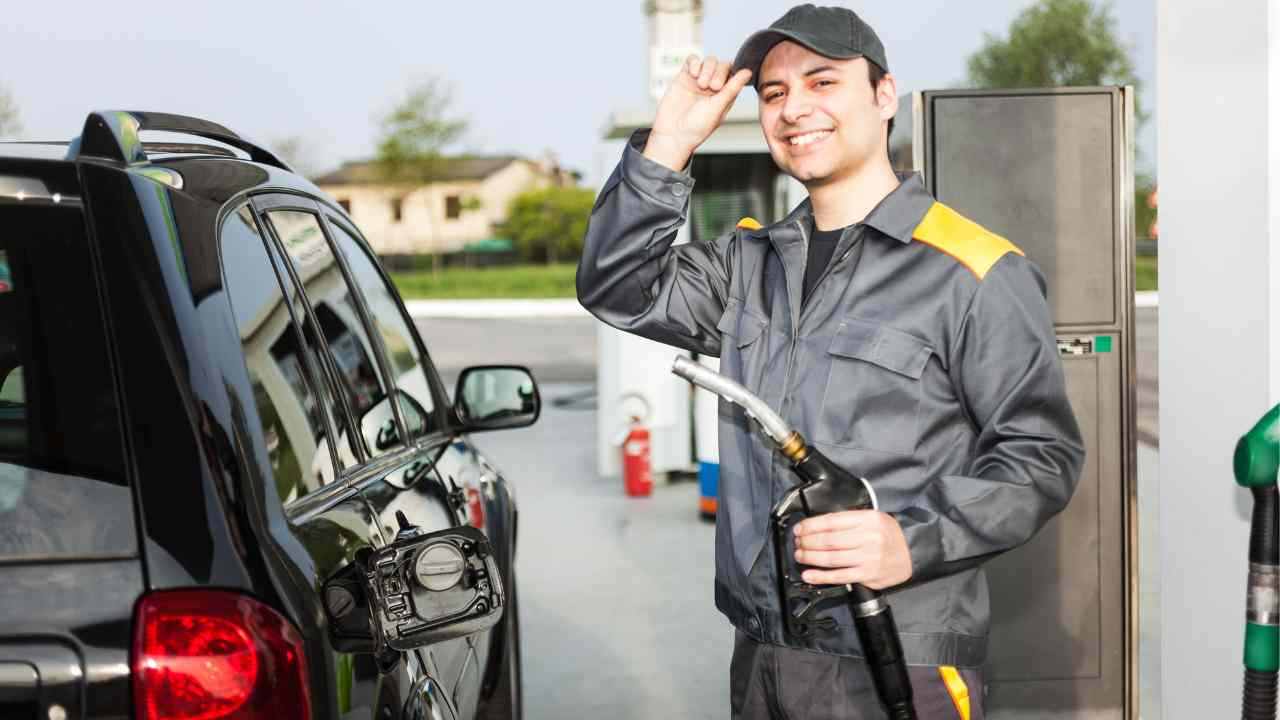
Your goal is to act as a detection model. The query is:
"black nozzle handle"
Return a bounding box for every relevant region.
[1251,487,1280,567]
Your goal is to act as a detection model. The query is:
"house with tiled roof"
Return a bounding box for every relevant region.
[313,154,575,257]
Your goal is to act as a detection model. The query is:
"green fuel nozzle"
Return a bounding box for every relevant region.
[1235,404,1280,720]
[1236,404,1280,490]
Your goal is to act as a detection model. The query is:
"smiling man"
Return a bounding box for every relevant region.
[577,5,1084,718]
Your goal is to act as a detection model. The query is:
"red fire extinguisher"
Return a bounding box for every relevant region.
[622,417,653,497]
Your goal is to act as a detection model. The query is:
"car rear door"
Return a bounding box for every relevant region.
[247,194,461,720]
[0,167,141,720]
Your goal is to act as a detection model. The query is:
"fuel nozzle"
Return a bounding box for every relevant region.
[671,355,915,719]
[1234,404,1280,720]
[1236,404,1280,491]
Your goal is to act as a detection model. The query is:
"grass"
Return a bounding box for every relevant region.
[1135,255,1157,292]
[390,262,578,299]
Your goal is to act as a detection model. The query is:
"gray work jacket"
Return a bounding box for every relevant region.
[576,130,1085,667]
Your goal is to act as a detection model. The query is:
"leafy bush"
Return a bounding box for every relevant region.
[501,187,596,264]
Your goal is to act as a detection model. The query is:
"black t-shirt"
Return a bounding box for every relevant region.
[802,223,849,307]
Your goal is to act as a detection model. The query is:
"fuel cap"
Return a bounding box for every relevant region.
[413,542,466,591]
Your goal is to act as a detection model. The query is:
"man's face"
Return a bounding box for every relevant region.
[757,42,896,187]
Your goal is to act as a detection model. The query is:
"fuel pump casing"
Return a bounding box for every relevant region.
[892,87,1139,718]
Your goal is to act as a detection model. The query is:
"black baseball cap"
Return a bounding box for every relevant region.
[732,4,889,88]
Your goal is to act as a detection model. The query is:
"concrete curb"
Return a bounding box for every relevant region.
[406,298,590,319]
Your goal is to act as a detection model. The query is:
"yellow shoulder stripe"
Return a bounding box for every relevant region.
[736,217,763,231]
[939,666,971,720]
[912,202,1023,280]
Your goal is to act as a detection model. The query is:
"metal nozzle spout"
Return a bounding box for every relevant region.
[671,355,798,449]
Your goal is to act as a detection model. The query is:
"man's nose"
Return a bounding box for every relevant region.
[781,91,813,125]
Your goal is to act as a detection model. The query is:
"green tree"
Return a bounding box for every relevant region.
[374,76,468,184]
[967,0,1143,123]
[373,76,470,272]
[0,85,21,138]
[969,0,1154,254]
[502,187,596,265]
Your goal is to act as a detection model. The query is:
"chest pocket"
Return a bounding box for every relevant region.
[715,299,769,387]
[716,300,768,348]
[817,318,934,455]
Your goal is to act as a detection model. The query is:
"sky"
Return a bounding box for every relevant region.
[0,0,1154,186]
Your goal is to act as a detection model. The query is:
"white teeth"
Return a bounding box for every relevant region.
[789,130,831,146]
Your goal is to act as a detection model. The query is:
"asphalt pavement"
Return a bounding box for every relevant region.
[469,382,729,719]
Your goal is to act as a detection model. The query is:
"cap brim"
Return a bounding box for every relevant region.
[731,28,863,89]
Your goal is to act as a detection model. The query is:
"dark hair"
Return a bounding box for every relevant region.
[867,62,896,145]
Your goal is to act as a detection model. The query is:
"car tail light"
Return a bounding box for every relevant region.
[132,590,312,720]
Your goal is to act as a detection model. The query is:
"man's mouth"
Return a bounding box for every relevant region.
[787,130,833,147]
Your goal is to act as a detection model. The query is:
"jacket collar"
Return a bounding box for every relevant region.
[863,172,936,244]
[752,171,935,245]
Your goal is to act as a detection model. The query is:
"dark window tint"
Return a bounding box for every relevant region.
[329,221,438,437]
[266,210,399,458]
[391,197,403,223]
[0,204,134,560]
[445,195,461,220]
[222,206,338,501]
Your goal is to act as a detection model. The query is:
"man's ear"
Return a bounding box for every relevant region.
[877,72,899,121]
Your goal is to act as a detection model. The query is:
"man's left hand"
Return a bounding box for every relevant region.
[794,510,913,590]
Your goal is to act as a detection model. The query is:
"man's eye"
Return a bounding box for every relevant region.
[815,79,835,88]
[765,92,783,102]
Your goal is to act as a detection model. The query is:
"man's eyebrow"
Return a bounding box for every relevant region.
[759,65,841,90]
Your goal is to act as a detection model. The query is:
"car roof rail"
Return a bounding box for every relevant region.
[75,110,293,172]
[141,142,239,159]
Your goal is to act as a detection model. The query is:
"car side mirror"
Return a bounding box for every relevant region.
[452,366,540,432]
[359,390,428,452]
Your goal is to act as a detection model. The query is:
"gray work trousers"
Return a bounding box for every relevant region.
[730,631,985,719]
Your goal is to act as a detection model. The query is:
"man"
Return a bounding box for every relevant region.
[577,5,1084,718]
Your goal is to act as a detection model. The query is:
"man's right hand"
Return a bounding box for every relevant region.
[644,55,753,172]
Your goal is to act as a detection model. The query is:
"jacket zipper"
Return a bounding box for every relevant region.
[798,223,861,328]
[777,218,807,423]
[762,218,808,636]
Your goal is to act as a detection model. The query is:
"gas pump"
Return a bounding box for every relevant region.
[894,87,1138,717]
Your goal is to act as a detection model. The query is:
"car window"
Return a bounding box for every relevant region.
[264,209,402,459]
[0,204,134,560]
[222,205,341,501]
[327,220,440,438]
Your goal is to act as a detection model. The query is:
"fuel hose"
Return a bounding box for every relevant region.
[1235,404,1280,720]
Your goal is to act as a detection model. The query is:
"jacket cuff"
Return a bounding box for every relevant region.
[621,128,695,210]
[893,508,944,582]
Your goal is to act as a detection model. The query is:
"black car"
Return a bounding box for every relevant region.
[0,111,534,720]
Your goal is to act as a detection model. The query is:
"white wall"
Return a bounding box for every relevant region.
[1158,0,1277,716]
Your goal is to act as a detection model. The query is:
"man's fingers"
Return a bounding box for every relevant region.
[697,55,719,89]
[794,548,861,568]
[709,61,732,92]
[725,67,753,94]
[794,528,867,551]
[795,509,875,536]
[801,566,895,590]
[801,567,864,586]
[686,54,702,79]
